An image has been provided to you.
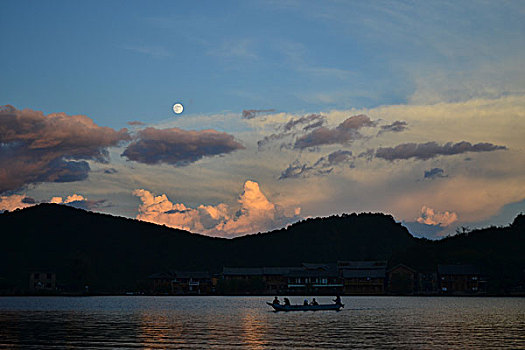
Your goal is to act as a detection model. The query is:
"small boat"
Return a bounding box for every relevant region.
[267,302,344,311]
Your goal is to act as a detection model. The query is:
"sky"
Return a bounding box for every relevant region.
[1,0,525,238]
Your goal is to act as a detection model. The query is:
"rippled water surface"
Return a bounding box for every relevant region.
[0,296,524,349]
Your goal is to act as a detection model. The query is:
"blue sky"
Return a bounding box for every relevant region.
[1,1,525,238]
[5,1,522,127]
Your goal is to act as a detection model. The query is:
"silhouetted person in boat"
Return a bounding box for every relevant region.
[333,295,342,305]
[283,298,291,306]
[273,297,280,305]
[310,298,319,306]
[303,299,309,306]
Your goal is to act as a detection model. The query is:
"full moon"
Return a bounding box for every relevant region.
[172,103,184,114]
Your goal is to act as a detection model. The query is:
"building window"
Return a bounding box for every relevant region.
[34,273,40,279]
[47,273,52,279]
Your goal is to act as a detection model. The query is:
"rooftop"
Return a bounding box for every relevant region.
[222,267,293,276]
[338,261,387,270]
[438,264,480,275]
[342,269,386,279]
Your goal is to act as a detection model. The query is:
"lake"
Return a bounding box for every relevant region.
[0,296,523,349]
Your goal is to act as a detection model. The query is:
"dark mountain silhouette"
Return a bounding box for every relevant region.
[0,204,523,293]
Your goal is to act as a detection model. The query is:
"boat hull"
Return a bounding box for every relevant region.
[267,302,343,311]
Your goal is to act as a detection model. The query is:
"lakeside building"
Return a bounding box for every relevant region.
[148,271,213,294]
[438,264,485,295]
[171,271,213,294]
[222,261,386,295]
[417,271,439,295]
[286,263,343,294]
[223,265,344,295]
[29,271,56,292]
[387,264,418,295]
[222,267,291,294]
[147,262,486,295]
[339,261,387,295]
[148,271,173,293]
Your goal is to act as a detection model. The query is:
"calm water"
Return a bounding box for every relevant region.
[0,296,523,349]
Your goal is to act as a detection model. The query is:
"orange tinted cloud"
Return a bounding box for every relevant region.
[1,193,102,212]
[134,180,301,237]
[50,194,87,204]
[0,194,34,212]
[417,206,458,226]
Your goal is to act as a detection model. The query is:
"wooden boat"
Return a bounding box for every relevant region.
[267,302,343,311]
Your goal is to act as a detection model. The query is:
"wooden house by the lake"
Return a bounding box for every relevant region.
[29,271,56,292]
[387,264,417,295]
[438,264,484,295]
[339,261,387,295]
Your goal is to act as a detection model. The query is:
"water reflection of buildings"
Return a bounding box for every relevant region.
[139,313,183,348]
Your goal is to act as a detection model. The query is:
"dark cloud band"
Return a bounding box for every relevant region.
[377,120,408,135]
[257,114,326,150]
[375,141,506,161]
[121,127,244,166]
[424,168,447,179]
[242,109,275,119]
[280,150,353,179]
[294,114,375,149]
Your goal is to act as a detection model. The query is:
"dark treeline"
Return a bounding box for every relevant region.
[0,204,523,294]
[390,214,525,293]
